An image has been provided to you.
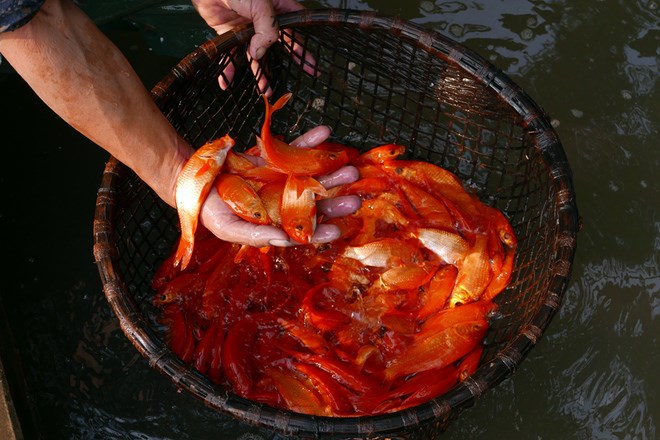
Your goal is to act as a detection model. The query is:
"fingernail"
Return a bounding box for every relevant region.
[269,239,292,247]
[255,47,266,60]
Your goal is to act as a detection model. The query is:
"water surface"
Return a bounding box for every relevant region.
[0,0,657,438]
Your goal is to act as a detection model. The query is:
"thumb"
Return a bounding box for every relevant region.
[246,0,279,60]
[200,190,290,247]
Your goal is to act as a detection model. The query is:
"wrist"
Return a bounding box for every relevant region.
[140,134,193,209]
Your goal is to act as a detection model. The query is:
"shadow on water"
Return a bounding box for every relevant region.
[0,0,657,439]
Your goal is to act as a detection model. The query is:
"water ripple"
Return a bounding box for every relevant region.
[557,354,655,439]
[558,254,659,336]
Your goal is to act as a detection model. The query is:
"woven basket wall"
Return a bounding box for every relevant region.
[93,9,579,439]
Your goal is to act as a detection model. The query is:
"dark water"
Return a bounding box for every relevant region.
[0,0,657,439]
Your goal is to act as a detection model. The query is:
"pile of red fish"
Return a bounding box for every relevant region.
[151,94,517,416]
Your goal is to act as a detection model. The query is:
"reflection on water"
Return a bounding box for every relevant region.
[559,352,652,439]
[550,256,659,439]
[1,0,658,439]
[320,0,566,75]
[413,0,562,75]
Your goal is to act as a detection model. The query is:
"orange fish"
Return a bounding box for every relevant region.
[240,165,287,185]
[381,160,465,196]
[315,141,360,163]
[257,93,350,176]
[339,176,392,198]
[350,197,410,246]
[415,227,470,266]
[301,283,352,331]
[323,215,362,241]
[381,160,480,219]
[398,179,456,229]
[417,264,458,319]
[342,237,423,268]
[214,173,270,224]
[223,150,256,174]
[293,362,356,415]
[450,234,492,306]
[164,304,195,363]
[257,181,285,227]
[153,272,205,307]
[264,367,332,416]
[352,143,406,165]
[280,174,328,243]
[370,260,439,293]
[482,204,517,248]
[384,319,488,381]
[457,345,484,382]
[482,246,515,301]
[174,135,234,270]
[420,299,497,335]
[397,366,459,410]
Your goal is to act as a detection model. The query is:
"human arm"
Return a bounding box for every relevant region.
[0,0,359,247]
[0,0,189,207]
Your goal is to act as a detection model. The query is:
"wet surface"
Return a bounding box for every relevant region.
[0,0,658,438]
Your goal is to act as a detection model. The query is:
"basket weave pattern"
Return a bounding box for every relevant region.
[94,9,578,439]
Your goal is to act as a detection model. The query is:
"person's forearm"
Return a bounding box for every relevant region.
[0,0,190,207]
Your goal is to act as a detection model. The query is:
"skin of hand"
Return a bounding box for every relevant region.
[192,0,317,94]
[192,0,303,60]
[0,0,360,248]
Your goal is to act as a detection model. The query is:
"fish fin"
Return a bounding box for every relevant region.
[290,175,307,198]
[303,177,329,198]
[261,93,292,135]
[234,244,251,264]
[173,236,194,270]
[271,92,293,112]
[195,162,211,178]
[288,176,327,198]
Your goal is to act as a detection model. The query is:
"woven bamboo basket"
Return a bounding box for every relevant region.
[93,9,579,439]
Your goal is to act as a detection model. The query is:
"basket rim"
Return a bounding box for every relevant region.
[94,8,580,437]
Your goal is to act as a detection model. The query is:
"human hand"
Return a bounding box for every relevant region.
[191,0,316,95]
[199,125,361,247]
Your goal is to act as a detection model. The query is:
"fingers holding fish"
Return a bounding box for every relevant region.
[199,190,289,247]
[202,178,361,247]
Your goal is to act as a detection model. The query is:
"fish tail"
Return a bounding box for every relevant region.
[303,176,328,198]
[290,176,328,198]
[271,92,293,112]
[262,92,292,129]
[173,236,194,270]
